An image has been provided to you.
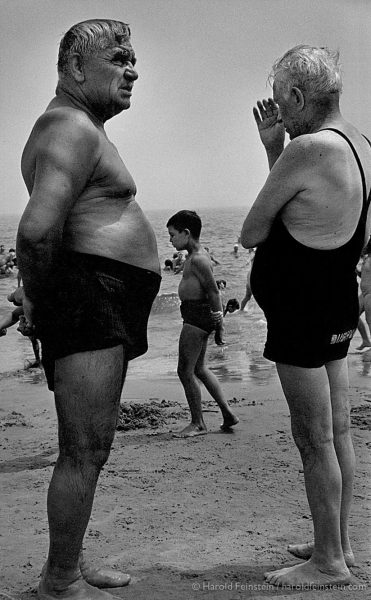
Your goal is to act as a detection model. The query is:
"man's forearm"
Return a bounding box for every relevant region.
[266,147,284,170]
[17,234,60,304]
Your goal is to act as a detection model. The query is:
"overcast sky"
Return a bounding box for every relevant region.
[1,0,370,215]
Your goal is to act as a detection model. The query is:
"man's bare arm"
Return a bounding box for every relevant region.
[240,135,313,248]
[17,113,99,310]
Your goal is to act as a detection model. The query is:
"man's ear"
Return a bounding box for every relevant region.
[291,86,305,109]
[183,228,190,236]
[69,54,85,83]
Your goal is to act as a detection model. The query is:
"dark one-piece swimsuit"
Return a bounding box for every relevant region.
[250,128,371,368]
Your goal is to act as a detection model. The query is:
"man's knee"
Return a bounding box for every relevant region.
[291,418,334,456]
[60,443,112,472]
[177,364,192,382]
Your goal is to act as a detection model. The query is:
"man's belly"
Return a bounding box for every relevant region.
[63,200,160,274]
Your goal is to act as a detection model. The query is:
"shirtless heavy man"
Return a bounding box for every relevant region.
[241,46,371,588]
[17,19,161,600]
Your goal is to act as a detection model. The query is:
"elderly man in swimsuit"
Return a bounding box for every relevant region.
[17,20,161,600]
[241,45,371,588]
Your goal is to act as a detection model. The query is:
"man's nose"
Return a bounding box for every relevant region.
[125,65,138,81]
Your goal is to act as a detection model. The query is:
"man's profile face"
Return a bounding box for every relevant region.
[81,41,138,120]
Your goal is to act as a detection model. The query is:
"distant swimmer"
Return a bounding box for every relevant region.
[204,247,220,266]
[224,298,240,316]
[164,259,173,271]
[167,210,238,438]
[0,286,41,367]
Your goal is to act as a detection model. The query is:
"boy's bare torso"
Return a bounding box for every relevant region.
[178,250,212,302]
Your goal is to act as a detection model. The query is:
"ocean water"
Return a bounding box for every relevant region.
[0,208,369,385]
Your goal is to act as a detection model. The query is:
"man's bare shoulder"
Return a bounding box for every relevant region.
[29,104,100,148]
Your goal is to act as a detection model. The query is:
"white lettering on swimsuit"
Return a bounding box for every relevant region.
[330,329,356,344]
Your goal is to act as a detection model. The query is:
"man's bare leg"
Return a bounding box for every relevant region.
[173,325,209,437]
[356,317,371,350]
[194,336,239,430]
[264,363,350,587]
[39,346,128,600]
[286,358,355,567]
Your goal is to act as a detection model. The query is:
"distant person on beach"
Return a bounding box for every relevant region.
[356,245,371,350]
[173,250,187,273]
[167,210,239,438]
[240,248,256,311]
[16,19,160,600]
[216,279,240,316]
[204,246,220,266]
[241,45,371,588]
[360,238,371,333]
[0,286,41,367]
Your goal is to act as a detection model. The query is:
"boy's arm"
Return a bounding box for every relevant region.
[192,254,225,344]
[192,254,223,312]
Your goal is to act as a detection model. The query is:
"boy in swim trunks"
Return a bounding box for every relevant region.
[167,210,239,438]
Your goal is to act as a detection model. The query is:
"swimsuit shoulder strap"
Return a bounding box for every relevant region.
[319,127,371,211]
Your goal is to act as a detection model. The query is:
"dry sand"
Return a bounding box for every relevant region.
[0,343,370,600]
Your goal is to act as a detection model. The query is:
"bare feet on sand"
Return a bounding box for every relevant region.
[38,577,122,600]
[220,415,239,431]
[287,541,355,567]
[42,560,130,591]
[264,557,351,588]
[80,560,130,588]
[173,424,207,438]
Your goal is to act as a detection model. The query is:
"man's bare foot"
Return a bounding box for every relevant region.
[264,558,351,588]
[173,424,207,438]
[356,341,371,351]
[38,577,122,600]
[220,415,239,431]
[80,559,130,588]
[287,541,355,567]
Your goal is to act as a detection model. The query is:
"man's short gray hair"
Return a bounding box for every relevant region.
[269,45,342,98]
[57,19,131,75]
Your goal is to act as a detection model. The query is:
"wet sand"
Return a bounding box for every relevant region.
[0,341,370,600]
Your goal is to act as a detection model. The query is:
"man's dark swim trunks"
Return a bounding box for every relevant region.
[36,253,161,390]
[180,300,215,334]
[251,129,371,368]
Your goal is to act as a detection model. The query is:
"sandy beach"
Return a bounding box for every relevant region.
[1,340,370,600]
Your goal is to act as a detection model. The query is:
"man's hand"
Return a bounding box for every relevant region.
[17,295,36,337]
[253,98,285,154]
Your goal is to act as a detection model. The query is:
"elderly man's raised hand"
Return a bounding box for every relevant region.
[253,98,285,155]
